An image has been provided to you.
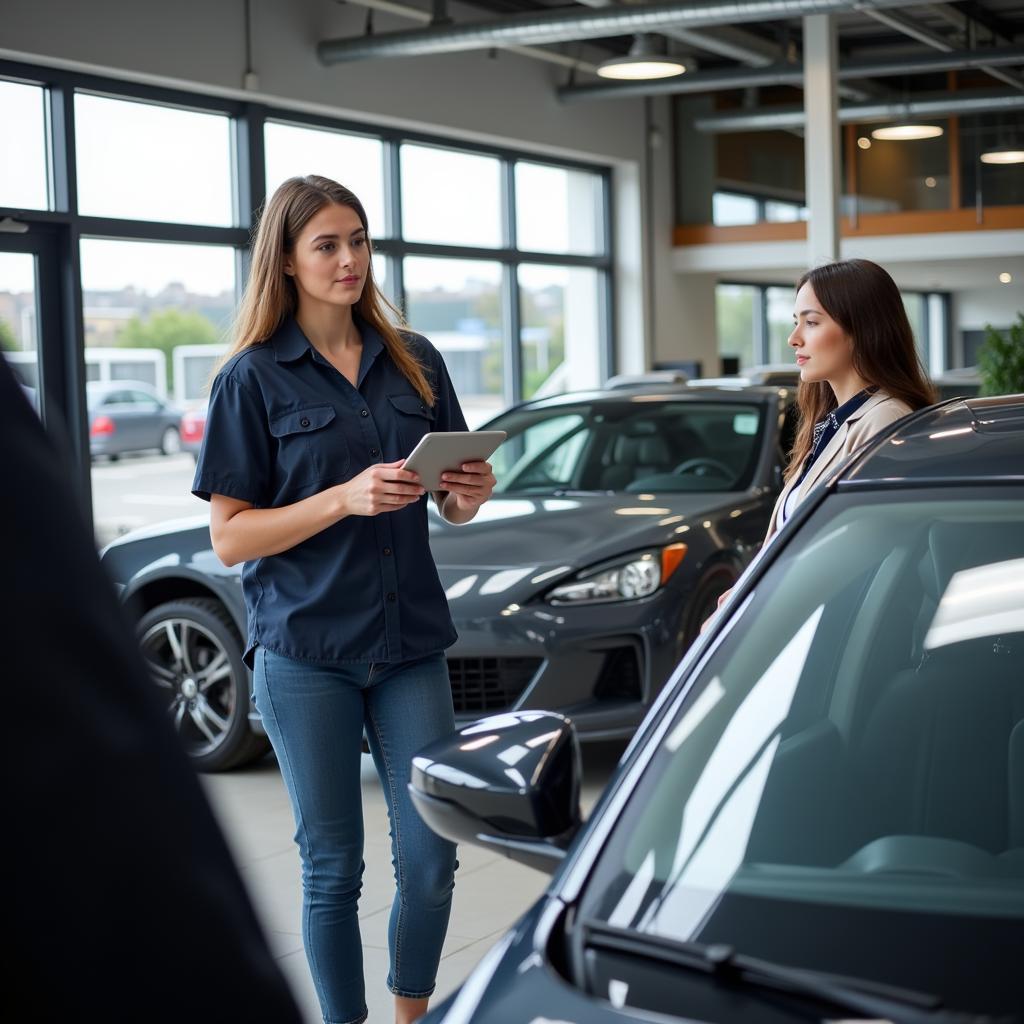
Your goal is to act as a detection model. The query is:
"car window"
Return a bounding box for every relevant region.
[102,390,134,407]
[129,389,161,410]
[490,401,764,494]
[576,492,1024,1008]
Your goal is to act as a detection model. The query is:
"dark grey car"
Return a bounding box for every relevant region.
[88,380,183,459]
[99,384,795,771]
[412,394,1024,1024]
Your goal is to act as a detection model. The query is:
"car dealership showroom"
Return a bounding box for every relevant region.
[3,0,1023,1021]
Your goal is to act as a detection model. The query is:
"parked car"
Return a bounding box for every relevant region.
[411,393,1024,1024]
[180,404,207,459]
[88,380,183,460]
[98,382,796,771]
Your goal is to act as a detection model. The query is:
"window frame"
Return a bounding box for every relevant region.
[0,57,615,520]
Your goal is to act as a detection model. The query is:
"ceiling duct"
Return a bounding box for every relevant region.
[557,45,1024,101]
[318,0,942,63]
[693,88,1024,132]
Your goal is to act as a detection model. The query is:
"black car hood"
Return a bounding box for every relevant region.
[428,491,737,609]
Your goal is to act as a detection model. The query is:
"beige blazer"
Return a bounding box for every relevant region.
[765,390,913,541]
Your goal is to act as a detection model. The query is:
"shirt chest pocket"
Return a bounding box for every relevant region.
[269,404,349,486]
[388,393,437,454]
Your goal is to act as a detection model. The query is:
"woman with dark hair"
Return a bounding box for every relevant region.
[766,257,936,538]
[192,175,495,1024]
[705,258,935,629]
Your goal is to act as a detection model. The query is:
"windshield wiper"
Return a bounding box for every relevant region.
[580,920,1000,1023]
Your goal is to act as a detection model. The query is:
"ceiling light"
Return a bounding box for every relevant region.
[857,136,872,150]
[871,124,944,141]
[925,176,937,188]
[999,272,1013,284]
[981,146,1024,165]
[597,33,686,81]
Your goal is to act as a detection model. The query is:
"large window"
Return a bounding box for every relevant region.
[0,80,49,210]
[0,252,39,398]
[0,59,612,537]
[75,93,234,226]
[265,121,386,236]
[401,144,503,247]
[404,257,504,427]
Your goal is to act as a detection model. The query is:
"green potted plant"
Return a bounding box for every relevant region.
[978,312,1024,397]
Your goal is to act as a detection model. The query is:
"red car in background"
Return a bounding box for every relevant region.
[180,405,206,460]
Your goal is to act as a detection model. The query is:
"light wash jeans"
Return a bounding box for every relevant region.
[253,647,458,1024]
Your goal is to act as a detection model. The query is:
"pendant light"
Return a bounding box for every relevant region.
[597,34,687,81]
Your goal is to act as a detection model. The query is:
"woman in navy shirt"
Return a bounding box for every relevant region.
[193,175,495,1024]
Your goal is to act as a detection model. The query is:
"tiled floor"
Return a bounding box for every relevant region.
[200,743,624,1024]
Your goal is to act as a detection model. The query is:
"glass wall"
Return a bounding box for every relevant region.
[715,284,758,371]
[75,93,235,225]
[712,130,807,227]
[0,81,49,211]
[960,112,1024,209]
[1,61,612,541]
[401,144,503,248]
[853,120,950,214]
[719,281,943,374]
[404,257,503,426]
[0,252,40,404]
[265,121,387,235]
[518,264,601,400]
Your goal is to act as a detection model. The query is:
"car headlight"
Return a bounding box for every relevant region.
[546,543,687,606]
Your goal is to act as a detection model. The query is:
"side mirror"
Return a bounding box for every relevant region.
[409,711,582,874]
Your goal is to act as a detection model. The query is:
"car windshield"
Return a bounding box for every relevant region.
[577,491,1024,1016]
[488,399,764,494]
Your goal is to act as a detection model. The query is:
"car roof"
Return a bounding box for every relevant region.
[840,395,1024,487]
[87,379,158,393]
[511,383,786,414]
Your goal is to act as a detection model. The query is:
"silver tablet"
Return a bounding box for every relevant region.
[402,430,507,491]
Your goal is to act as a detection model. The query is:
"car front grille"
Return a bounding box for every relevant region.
[447,656,542,714]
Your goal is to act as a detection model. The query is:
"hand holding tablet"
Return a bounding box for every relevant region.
[402,430,506,491]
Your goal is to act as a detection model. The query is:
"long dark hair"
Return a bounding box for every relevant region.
[220,175,434,406]
[785,258,936,481]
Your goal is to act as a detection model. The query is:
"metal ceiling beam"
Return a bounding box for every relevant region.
[861,5,1024,91]
[557,43,1024,100]
[692,87,1024,131]
[317,0,949,63]
[337,0,602,73]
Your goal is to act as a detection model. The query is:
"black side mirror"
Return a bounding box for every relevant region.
[409,711,582,874]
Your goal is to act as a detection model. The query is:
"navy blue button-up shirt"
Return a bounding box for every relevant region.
[192,315,468,668]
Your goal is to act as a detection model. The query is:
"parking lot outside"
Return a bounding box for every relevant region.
[92,453,205,547]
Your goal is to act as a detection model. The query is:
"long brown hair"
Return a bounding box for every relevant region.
[219,175,434,406]
[785,258,936,481]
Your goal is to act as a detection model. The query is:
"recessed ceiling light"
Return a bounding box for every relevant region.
[871,124,944,141]
[857,136,872,150]
[981,147,1024,165]
[597,33,687,81]
[925,176,937,188]
[999,272,1013,284]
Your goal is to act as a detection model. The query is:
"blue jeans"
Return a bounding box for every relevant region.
[253,648,458,1024]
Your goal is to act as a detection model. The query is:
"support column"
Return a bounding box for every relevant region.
[803,15,841,265]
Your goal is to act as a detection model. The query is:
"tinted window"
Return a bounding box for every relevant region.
[490,401,764,494]
[578,492,1024,1016]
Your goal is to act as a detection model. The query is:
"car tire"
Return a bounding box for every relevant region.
[683,564,738,648]
[161,426,182,456]
[135,597,269,772]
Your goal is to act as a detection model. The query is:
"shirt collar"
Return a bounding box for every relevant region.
[271,313,385,373]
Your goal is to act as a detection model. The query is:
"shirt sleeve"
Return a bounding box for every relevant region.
[192,372,272,504]
[430,348,469,434]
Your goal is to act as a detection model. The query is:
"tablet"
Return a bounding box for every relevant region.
[402,430,507,491]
